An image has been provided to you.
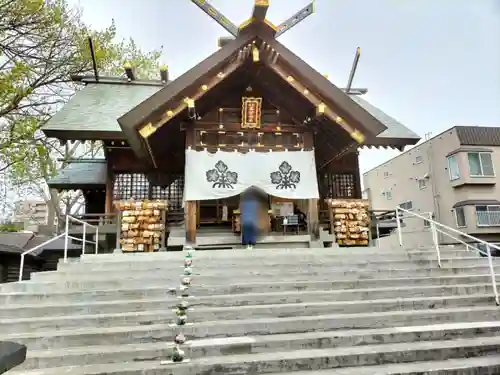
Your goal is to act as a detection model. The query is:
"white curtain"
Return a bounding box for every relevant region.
[184,149,319,201]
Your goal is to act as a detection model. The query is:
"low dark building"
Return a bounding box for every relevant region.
[0,233,83,283]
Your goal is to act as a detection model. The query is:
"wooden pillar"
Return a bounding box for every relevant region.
[353,150,362,199]
[308,198,319,240]
[185,201,197,244]
[104,173,114,214]
[185,124,197,244]
[304,132,320,240]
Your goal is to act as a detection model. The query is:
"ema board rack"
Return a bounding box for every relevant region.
[327,199,370,246]
[114,199,167,252]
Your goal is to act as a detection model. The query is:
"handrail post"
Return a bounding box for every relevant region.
[375,223,380,248]
[485,244,499,305]
[64,215,70,263]
[82,224,87,255]
[430,220,441,268]
[95,226,99,254]
[18,254,25,282]
[396,207,403,247]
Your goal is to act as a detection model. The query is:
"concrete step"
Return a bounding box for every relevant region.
[0,294,497,331]
[7,336,500,374]
[14,321,500,369]
[79,246,470,259]
[0,283,497,320]
[1,274,496,304]
[3,267,499,293]
[28,263,499,283]
[56,255,482,272]
[75,248,475,263]
[0,294,495,333]
[3,305,500,349]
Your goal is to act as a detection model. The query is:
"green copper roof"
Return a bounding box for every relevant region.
[42,83,161,138]
[47,160,107,189]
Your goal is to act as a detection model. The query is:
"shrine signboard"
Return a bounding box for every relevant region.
[241,97,262,129]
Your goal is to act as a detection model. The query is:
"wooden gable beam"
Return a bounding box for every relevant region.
[138,46,252,139]
[189,0,238,37]
[275,2,315,38]
[267,63,366,144]
[252,0,269,22]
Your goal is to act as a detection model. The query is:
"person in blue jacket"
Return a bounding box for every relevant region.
[240,188,261,249]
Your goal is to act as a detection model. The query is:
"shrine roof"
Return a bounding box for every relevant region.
[47,159,107,189]
[350,96,420,148]
[42,80,161,140]
[41,77,418,148]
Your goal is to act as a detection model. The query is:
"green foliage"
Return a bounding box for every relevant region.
[0,222,24,232]
[0,0,161,215]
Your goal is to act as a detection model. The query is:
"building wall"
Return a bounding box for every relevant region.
[364,128,462,248]
[365,127,500,248]
[12,200,49,231]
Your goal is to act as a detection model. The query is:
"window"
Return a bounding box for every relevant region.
[468,152,494,177]
[447,155,460,180]
[475,205,500,227]
[383,191,392,200]
[399,201,413,210]
[383,171,390,178]
[415,156,423,164]
[454,207,466,227]
[423,219,431,228]
[418,179,427,189]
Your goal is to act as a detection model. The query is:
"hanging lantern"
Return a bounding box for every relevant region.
[181,277,192,286]
[184,267,193,276]
[184,258,193,267]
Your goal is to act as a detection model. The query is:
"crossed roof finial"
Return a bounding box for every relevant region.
[190,0,315,39]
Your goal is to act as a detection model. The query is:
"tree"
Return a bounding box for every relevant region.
[0,0,162,222]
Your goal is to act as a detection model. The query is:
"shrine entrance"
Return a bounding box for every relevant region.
[196,196,239,227]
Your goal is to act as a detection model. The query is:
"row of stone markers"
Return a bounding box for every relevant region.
[162,246,194,364]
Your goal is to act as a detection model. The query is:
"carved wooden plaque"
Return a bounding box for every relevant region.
[241,97,262,129]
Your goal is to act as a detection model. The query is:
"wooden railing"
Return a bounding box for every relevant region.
[69,213,118,226]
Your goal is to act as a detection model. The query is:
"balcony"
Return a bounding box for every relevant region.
[476,211,500,227]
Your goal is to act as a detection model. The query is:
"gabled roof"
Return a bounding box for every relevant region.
[47,159,107,189]
[118,33,256,132]
[264,38,387,138]
[39,80,417,148]
[117,29,392,158]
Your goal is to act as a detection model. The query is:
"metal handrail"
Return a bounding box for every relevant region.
[396,206,499,305]
[18,215,100,282]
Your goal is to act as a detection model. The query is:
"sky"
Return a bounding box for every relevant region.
[69,0,500,173]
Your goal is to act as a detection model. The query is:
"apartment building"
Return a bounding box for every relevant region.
[364,126,500,247]
[12,200,49,232]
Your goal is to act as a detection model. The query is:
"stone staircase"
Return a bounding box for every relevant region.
[2,247,500,374]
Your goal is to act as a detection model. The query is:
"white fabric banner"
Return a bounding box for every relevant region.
[184,149,319,201]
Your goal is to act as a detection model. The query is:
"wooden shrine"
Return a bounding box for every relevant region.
[42,0,420,249]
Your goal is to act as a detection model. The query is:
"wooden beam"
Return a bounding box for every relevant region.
[252,0,269,22]
[185,124,197,245]
[138,56,247,139]
[304,132,319,240]
[275,2,315,38]
[195,122,307,132]
[268,63,366,145]
[189,0,238,37]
